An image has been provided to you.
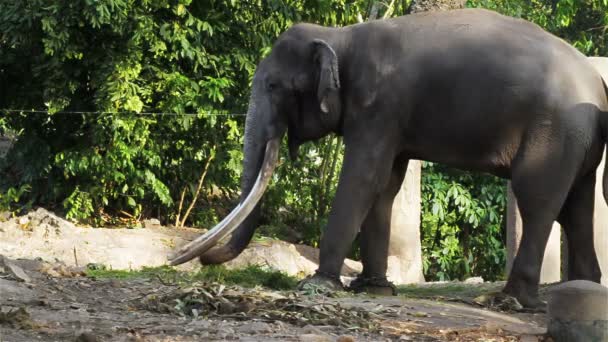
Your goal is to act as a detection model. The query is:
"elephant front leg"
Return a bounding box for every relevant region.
[300,142,396,290]
[350,158,408,295]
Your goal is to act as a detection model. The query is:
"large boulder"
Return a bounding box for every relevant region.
[0,208,362,277]
[224,240,362,278]
[548,280,608,342]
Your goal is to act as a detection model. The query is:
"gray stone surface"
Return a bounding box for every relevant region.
[0,208,362,277]
[548,280,608,321]
[548,319,608,342]
[548,280,608,342]
[0,278,36,301]
[0,256,31,282]
[224,239,362,278]
[388,160,425,284]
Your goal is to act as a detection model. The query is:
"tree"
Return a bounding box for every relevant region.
[0,0,605,282]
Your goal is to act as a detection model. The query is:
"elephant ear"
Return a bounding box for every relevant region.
[313,39,341,130]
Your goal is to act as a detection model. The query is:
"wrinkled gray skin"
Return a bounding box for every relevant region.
[199,8,608,309]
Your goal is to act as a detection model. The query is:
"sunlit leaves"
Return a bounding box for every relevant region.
[1,1,606,282]
[421,162,507,281]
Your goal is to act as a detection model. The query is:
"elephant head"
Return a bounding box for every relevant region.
[168,25,343,265]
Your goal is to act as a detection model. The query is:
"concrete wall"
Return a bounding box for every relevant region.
[594,156,608,285]
[387,160,425,284]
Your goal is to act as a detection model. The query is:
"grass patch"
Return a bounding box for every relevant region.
[397,282,504,301]
[85,265,177,280]
[85,264,299,291]
[195,265,298,290]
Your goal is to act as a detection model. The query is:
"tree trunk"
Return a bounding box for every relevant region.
[387,0,465,285]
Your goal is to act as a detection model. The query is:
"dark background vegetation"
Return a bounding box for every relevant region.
[1,0,606,281]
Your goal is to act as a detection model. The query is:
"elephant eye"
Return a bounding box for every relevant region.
[266,81,278,92]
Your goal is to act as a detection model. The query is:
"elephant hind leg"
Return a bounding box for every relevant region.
[503,128,580,308]
[557,172,602,283]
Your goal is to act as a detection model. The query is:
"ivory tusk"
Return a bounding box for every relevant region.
[167,138,280,265]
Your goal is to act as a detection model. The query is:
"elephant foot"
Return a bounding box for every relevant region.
[474,291,546,313]
[348,275,397,296]
[297,271,344,295]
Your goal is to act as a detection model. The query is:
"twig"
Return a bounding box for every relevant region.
[586,25,608,32]
[155,274,178,286]
[382,0,395,19]
[73,247,79,267]
[179,146,216,228]
[175,188,186,227]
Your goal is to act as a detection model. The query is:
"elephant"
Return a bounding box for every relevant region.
[169,8,608,310]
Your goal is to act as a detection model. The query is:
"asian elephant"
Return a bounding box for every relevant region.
[170,8,608,310]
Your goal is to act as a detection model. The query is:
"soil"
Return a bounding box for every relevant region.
[0,256,549,342]
[0,209,550,341]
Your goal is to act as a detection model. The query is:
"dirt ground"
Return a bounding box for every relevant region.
[0,209,550,341]
[0,256,549,342]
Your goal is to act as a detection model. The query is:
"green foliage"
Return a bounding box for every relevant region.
[0,0,404,232]
[0,184,32,215]
[1,0,606,283]
[467,0,608,56]
[419,0,608,281]
[398,282,503,300]
[63,186,95,223]
[85,264,298,290]
[1,0,250,224]
[421,163,507,281]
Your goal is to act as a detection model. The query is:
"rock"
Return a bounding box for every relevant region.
[2,209,359,276]
[236,321,273,334]
[40,262,86,278]
[299,325,330,336]
[74,332,101,342]
[474,292,524,311]
[0,256,31,282]
[464,276,484,284]
[0,211,11,222]
[224,240,362,277]
[0,307,37,329]
[299,334,333,342]
[548,280,608,342]
[143,218,161,228]
[484,322,504,334]
[0,278,36,301]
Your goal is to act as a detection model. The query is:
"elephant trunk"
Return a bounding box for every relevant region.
[168,83,279,266]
